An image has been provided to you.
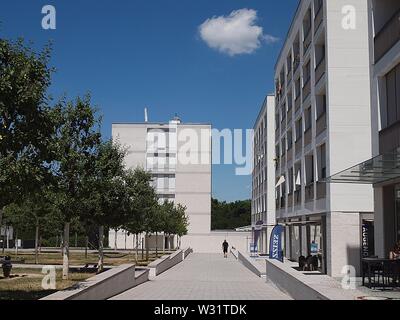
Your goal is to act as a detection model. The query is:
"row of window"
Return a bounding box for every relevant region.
[276,95,326,156]
[276,0,325,98]
[276,143,327,197]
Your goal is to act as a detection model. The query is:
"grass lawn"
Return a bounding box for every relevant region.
[0,249,174,300]
[3,250,172,267]
[0,268,93,300]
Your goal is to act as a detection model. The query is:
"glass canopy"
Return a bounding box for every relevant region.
[325,150,400,185]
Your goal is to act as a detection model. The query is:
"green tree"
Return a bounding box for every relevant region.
[211,198,251,230]
[0,38,55,238]
[127,168,158,261]
[51,96,101,279]
[82,140,129,272]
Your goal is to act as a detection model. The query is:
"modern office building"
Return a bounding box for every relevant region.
[252,95,276,254]
[273,0,373,277]
[328,0,400,261]
[109,117,212,250]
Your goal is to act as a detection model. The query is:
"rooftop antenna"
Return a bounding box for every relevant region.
[144,107,148,122]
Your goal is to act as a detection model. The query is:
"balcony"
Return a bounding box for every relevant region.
[314,6,323,34]
[302,79,311,102]
[374,9,400,63]
[316,181,326,200]
[315,57,326,84]
[316,112,327,136]
[305,183,314,203]
[303,30,312,53]
[304,127,312,147]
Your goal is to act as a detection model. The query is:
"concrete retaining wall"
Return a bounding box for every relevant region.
[148,248,191,277]
[265,258,364,300]
[41,264,149,300]
[237,251,264,278]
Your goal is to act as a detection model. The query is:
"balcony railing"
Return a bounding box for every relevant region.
[314,6,323,34]
[305,183,314,203]
[316,181,326,200]
[316,112,327,136]
[315,56,326,84]
[302,79,311,102]
[374,8,400,63]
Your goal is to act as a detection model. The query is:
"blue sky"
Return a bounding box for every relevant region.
[0,0,298,202]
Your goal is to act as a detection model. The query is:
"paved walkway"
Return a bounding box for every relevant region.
[111,253,291,300]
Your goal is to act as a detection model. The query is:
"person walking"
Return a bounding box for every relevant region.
[222,240,229,258]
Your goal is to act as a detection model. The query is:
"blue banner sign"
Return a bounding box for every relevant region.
[269,225,284,262]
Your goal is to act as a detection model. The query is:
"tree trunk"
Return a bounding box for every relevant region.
[34,222,39,264]
[85,236,88,259]
[145,233,149,261]
[2,224,5,254]
[155,232,158,257]
[15,230,18,256]
[97,226,104,273]
[0,210,3,254]
[114,229,118,250]
[163,234,166,254]
[75,232,78,248]
[141,236,144,260]
[62,222,70,280]
[135,234,138,262]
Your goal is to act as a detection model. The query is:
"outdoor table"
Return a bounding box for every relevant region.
[362,258,400,289]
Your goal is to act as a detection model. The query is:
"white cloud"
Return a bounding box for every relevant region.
[199,8,279,56]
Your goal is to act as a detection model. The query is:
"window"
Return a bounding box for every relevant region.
[287,129,293,149]
[305,107,312,131]
[384,64,400,128]
[303,61,311,84]
[295,78,301,99]
[314,0,323,15]
[303,8,312,37]
[287,53,292,74]
[288,167,294,193]
[318,144,327,180]
[316,95,327,118]
[305,155,314,185]
[275,113,280,129]
[296,118,303,141]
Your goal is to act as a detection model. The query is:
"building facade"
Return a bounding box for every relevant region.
[273,0,373,277]
[328,1,400,261]
[109,117,212,250]
[252,95,276,254]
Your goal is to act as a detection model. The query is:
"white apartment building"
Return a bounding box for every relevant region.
[252,95,276,254]
[274,0,373,277]
[109,117,212,251]
[328,0,400,261]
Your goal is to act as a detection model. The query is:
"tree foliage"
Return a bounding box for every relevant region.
[211,198,251,230]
